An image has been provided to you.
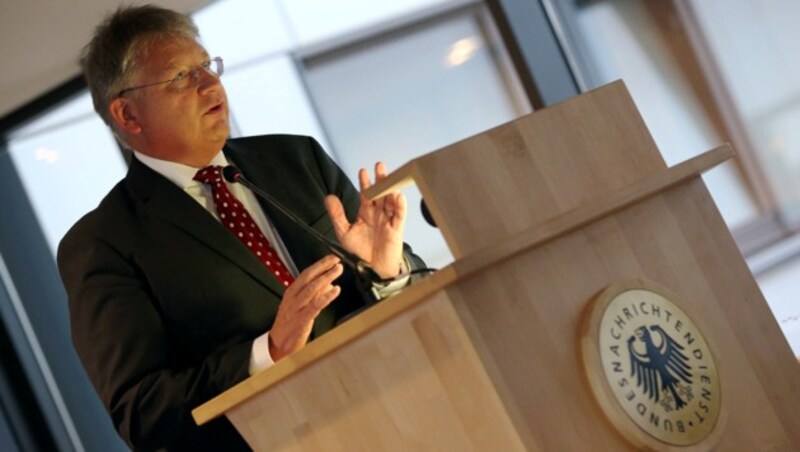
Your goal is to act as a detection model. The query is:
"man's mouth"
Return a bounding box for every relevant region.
[205,102,225,115]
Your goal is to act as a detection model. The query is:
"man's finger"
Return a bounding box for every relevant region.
[298,263,343,299]
[311,285,341,310]
[379,191,405,220]
[392,192,407,224]
[293,254,340,287]
[324,195,351,239]
[375,161,388,180]
[358,168,371,192]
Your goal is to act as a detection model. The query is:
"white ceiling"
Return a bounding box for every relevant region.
[0,0,211,118]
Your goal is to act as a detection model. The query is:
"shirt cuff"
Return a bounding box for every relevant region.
[371,255,412,298]
[249,331,275,375]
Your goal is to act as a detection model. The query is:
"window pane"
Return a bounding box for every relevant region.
[690,1,800,222]
[223,55,330,150]
[7,93,125,255]
[193,0,294,67]
[280,0,464,45]
[573,1,759,229]
[304,11,529,267]
[10,92,96,139]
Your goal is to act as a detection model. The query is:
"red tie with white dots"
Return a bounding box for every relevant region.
[193,166,295,288]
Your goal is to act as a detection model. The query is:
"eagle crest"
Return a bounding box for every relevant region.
[627,325,693,410]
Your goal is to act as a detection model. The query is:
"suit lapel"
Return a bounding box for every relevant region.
[125,158,285,298]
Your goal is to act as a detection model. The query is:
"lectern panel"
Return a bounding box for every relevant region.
[448,179,797,450]
[226,292,527,451]
[417,81,667,258]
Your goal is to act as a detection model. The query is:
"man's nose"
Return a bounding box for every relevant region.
[196,68,222,92]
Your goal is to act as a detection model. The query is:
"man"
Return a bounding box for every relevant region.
[57,5,423,451]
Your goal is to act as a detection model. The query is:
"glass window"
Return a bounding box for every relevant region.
[7,93,125,255]
[572,0,759,229]
[193,0,294,67]
[280,0,465,45]
[303,8,530,267]
[690,1,800,223]
[223,55,330,149]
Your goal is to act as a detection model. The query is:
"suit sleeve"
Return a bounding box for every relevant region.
[58,225,250,451]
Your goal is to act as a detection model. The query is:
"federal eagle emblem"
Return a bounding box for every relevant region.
[587,283,721,446]
[627,325,693,410]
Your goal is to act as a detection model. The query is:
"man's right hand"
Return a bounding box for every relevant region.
[268,255,343,361]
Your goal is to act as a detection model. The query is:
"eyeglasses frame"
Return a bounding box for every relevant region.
[117,56,224,97]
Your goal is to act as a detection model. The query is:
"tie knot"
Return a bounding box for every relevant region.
[194,165,224,185]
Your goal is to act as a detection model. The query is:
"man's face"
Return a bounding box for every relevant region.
[118,37,230,166]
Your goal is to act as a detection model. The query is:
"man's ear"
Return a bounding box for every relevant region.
[109,97,143,134]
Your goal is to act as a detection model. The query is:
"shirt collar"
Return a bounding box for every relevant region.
[133,150,229,190]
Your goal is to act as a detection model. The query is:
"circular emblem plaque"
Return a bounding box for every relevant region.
[582,280,722,447]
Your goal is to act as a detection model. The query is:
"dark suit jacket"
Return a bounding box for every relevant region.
[57,135,423,451]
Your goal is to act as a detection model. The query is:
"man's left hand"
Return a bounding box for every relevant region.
[324,162,406,279]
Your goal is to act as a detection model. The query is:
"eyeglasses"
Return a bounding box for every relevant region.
[117,57,224,96]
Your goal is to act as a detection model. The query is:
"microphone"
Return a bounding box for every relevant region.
[222,165,393,286]
[420,199,437,228]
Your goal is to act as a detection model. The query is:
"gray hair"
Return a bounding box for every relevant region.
[81,4,199,128]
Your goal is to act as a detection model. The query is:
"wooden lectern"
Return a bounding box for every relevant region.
[194,81,800,450]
